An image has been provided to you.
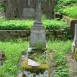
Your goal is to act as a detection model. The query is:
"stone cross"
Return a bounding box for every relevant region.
[28,0,31,6]
[29,0,46,50]
[35,0,47,23]
[35,0,42,23]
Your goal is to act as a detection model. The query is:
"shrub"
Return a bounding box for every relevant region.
[0,19,67,30]
[48,40,71,77]
[55,0,77,18]
[62,5,77,18]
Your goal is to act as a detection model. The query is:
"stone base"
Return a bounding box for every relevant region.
[30,22,46,49]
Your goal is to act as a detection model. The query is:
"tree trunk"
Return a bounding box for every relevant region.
[3,0,56,19]
[3,0,20,19]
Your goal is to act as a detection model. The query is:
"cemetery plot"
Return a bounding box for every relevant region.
[0,39,72,77]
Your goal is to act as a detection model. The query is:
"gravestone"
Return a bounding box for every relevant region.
[30,0,46,50]
[70,20,77,37]
[71,24,77,77]
[18,0,49,77]
[72,24,77,52]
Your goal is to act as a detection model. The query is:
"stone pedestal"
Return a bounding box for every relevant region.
[30,22,46,50]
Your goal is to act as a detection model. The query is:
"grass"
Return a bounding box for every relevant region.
[48,40,72,77]
[0,39,72,77]
[0,39,29,77]
[63,5,77,18]
[55,0,77,18]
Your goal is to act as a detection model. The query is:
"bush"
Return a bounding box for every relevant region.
[48,40,71,77]
[62,5,77,18]
[55,0,77,18]
[0,19,67,30]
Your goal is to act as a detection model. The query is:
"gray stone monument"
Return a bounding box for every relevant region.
[71,24,77,77]
[30,0,46,50]
[18,1,49,77]
[72,24,77,52]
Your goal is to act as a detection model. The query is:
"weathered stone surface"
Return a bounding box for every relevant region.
[70,20,77,36]
[0,30,30,39]
[30,0,46,50]
[30,24,46,49]
[23,70,48,77]
[63,16,77,37]
[28,59,40,66]
[72,24,77,52]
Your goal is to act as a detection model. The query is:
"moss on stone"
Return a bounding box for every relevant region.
[28,52,47,64]
[21,59,49,74]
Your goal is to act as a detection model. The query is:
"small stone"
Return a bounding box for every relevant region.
[27,48,32,52]
[28,59,40,66]
[16,73,23,77]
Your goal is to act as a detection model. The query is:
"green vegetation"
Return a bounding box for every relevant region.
[0,0,76,77]
[55,0,77,18]
[22,59,48,74]
[48,40,72,77]
[0,39,29,77]
[0,39,72,77]
[62,5,77,18]
[0,19,67,30]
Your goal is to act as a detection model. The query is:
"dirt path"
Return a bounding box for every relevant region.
[66,53,77,77]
